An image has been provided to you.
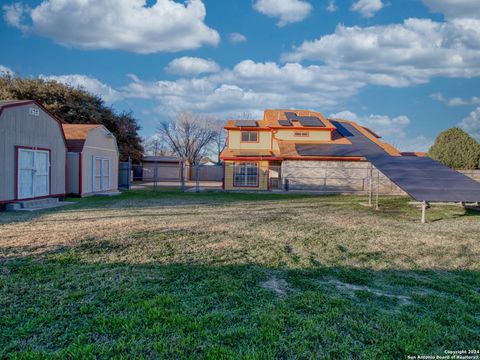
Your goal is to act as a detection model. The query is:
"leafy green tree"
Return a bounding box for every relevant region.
[0,75,143,162]
[428,127,480,169]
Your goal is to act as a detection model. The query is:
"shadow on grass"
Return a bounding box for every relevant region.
[1,251,479,359]
[1,189,477,227]
[0,189,337,225]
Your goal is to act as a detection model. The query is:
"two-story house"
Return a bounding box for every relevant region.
[220,109,407,191]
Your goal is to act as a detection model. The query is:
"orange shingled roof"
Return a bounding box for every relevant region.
[62,124,101,140]
[220,109,403,160]
[224,119,268,129]
[264,109,336,129]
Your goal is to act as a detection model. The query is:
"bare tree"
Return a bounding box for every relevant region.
[237,111,255,120]
[143,134,171,157]
[209,120,227,164]
[157,112,217,164]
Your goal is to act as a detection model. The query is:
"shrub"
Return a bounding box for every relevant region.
[428,127,480,169]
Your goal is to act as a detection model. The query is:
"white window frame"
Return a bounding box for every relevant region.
[234,162,259,187]
[241,131,258,142]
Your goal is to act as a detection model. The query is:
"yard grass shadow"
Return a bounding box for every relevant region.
[0,189,317,225]
[1,255,479,359]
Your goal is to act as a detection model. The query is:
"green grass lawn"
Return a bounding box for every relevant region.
[1,189,479,359]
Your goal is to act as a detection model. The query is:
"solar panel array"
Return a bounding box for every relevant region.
[285,112,297,120]
[296,120,480,202]
[235,120,258,127]
[362,127,381,138]
[283,112,325,127]
[298,117,324,127]
[366,155,480,202]
[296,121,386,157]
[278,120,293,126]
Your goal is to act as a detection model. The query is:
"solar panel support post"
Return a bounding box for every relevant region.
[375,169,380,210]
[368,164,373,207]
[421,201,429,223]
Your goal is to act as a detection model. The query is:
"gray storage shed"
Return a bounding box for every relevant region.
[142,156,182,181]
[63,124,119,196]
[0,100,67,204]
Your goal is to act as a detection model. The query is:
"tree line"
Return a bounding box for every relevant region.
[1,75,226,165]
[0,75,144,162]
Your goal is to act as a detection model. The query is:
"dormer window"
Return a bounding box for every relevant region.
[241,131,258,142]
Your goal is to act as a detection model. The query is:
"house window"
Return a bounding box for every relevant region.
[241,131,258,142]
[234,162,259,187]
[294,131,309,137]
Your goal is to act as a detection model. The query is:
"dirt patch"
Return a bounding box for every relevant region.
[261,275,289,297]
[325,279,412,306]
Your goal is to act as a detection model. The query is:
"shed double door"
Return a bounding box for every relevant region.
[93,157,110,192]
[17,148,50,199]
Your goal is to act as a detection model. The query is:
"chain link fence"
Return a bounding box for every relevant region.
[132,162,224,191]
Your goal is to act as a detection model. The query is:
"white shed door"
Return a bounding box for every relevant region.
[92,157,110,192]
[18,149,50,199]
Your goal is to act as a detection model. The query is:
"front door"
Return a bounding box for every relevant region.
[17,148,50,199]
[93,157,110,192]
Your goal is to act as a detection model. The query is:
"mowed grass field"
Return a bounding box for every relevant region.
[1,189,479,359]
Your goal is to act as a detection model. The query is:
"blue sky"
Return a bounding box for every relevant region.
[2,0,480,151]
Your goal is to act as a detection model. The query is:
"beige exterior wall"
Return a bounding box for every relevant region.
[273,129,331,141]
[227,128,331,153]
[458,170,480,183]
[228,130,271,150]
[282,160,406,195]
[224,160,269,190]
[80,126,119,196]
[0,104,67,202]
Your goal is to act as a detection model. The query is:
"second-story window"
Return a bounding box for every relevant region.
[241,131,258,142]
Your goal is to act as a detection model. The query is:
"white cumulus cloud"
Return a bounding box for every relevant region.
[282,18,480,87]
[422,0,480,20]
[3,0,220,53]
[253,0,312,27]
[430,93,480,106]
[326,0,338,12]
[165,57,220,76]
[447,97,468,106]
[459,107,480,141]
[351,0,383,18]
[3,3,29,31]
[0,65,15,75]
[119,59,372,116]
[228,32,247,43]
[429,93,446,102]
[39,74,123,103]
[330,110,433,151]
